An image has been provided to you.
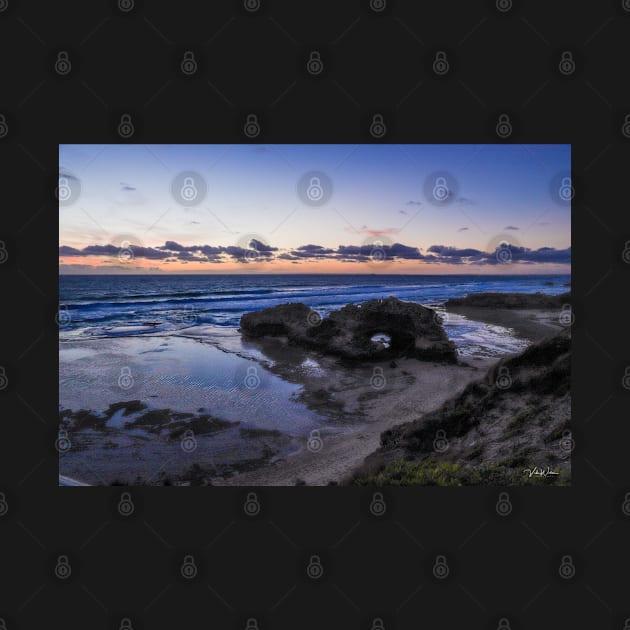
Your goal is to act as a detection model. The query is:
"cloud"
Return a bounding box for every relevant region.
[504,225,520,230]
[457,227,469,232]
[249,239,278,253]
[120,183,136,191]
[59,240,570,267]
[425,244,571,265]
[336,242,425,261]
[456,197,475,205]
[406,200,423,206]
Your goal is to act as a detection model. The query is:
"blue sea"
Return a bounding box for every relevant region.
[59,274,570,355]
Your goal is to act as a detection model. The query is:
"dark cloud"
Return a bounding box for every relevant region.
[335,242,424,261]
[425,244,571,265]
[159,241,185,251]
[504,225,520,230]
[59,240,570,267]
[457,227,469,232]
[427,245,485,259]
[249,239,277,253]
[290,244,336,258]
[120,183,136,191]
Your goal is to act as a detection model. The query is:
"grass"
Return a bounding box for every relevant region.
[353,459,570,486]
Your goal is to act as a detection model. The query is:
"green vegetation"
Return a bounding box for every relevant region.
[353,459,570,486]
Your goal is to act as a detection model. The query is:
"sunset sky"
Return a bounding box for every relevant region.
[59,144,571,274]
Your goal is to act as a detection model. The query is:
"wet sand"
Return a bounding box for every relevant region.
[59,309,561,486]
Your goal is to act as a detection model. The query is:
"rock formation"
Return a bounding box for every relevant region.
[240,297,458,363]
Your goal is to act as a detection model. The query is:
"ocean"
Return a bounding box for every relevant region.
[59,274,570,357]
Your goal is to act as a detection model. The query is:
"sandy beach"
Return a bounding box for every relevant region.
[59,305,563,486]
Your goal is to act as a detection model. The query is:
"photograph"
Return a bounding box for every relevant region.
[58,143,571,486]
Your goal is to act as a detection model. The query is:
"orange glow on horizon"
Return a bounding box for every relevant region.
[59,256,571,275]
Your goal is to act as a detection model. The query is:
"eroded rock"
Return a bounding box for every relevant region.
[239,297,458,363]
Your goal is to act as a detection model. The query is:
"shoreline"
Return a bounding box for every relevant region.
[59,303,563,486]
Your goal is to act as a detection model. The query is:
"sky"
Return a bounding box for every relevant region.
[59,144,571,274]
